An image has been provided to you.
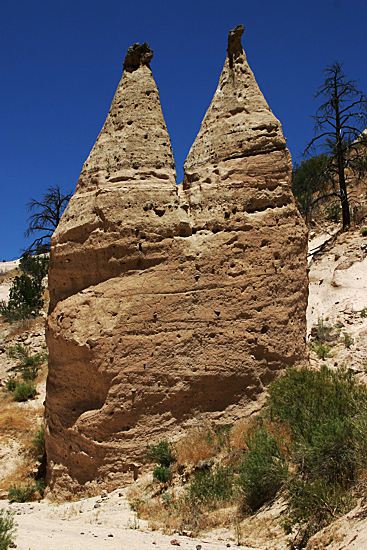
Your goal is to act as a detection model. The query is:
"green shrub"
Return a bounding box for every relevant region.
[284,479,354,548]
[268,366,367,484]
[7,344,46,381]
[314,317,334,342]
[310,341,332,359]
[146,440,176,468]
[8,482,37,503]
[153,466,172,484]
[360,226,367,237]
[361,307,367,318]
[5,379,18,392]
[30,424,45,459]
[0,508,16,550]
[12,382,37,402]
[0,254,48,322]
[267,365,367,547]
[186,464,234,511]
[236,426,288,512]
[343,333,354,348]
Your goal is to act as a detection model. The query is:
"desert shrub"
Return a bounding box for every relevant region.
[8,482,37,503]
[314,316,334,342]
[284,479,354,548]
[5,379,18,392]
[12,382,37,402]
[236,425,288,512]
[7,344,46,381]
[186,463,234,511]
[360,226,367,236]
[343,332,354,348]
[146,440,176,468]
[153,466,172,484]
[267,365,367,547]
[30,424,45,459]
[0,508,16,550]
[310,341,332,359]
[361,307,367,318]
[268,366,367,483]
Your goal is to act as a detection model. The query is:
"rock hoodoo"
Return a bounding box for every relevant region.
[45,29,308,493]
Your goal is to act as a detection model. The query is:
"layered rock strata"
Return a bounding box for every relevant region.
[45,30,308,493]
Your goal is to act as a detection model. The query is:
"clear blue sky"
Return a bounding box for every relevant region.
[1,0,367,260]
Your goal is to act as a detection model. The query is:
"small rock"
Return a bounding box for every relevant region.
[108,533,113,537]
[94,503,100,508]
[170,540,180,546]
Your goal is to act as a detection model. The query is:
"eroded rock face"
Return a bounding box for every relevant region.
[45,30,308,494]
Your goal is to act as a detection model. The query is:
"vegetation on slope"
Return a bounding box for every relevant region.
[130,365,367,548]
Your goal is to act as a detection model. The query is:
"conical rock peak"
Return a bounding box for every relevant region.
[185,26,286,172]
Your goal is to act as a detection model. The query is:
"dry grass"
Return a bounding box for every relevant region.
[176,422,217,465]
[229,417,256,451]
[0,370,45,495]
[176,419,236,466]
[0,405,42,436]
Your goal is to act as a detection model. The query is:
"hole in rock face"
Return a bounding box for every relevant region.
[261,326,269,334]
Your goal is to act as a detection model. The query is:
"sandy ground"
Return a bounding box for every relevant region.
[5,488,256,550]
[0,259,20,275]
[0,282,11,305]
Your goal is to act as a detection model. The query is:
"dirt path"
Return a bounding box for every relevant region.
[8,489,257,550]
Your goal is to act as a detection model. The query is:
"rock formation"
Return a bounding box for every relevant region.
[45,29,308,494]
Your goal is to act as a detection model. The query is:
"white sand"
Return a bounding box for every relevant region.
[7,489,256,550]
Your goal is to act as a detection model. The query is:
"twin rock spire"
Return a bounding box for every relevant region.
[45,27,308,494]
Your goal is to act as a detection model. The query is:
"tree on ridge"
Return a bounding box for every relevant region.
[304,61,367,230]
[24,185,72,254]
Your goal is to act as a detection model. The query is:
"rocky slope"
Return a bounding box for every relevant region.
[45,28,308,495]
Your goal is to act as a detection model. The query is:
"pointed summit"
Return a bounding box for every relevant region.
[184,26,286,172]
[48,43,179,308]
[79,43,175,192]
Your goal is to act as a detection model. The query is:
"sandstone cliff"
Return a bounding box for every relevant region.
[45,30,308,494]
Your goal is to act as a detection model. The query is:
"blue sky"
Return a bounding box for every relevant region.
[1,0,367,260]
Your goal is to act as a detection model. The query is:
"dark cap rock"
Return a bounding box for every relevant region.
[123,42,153,72]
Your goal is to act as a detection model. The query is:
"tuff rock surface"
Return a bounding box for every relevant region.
[45,30,308,494]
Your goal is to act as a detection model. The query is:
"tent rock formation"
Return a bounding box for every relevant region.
[45,29,308,494]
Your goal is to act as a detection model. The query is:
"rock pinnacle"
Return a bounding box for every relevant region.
[227,24,244,68]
